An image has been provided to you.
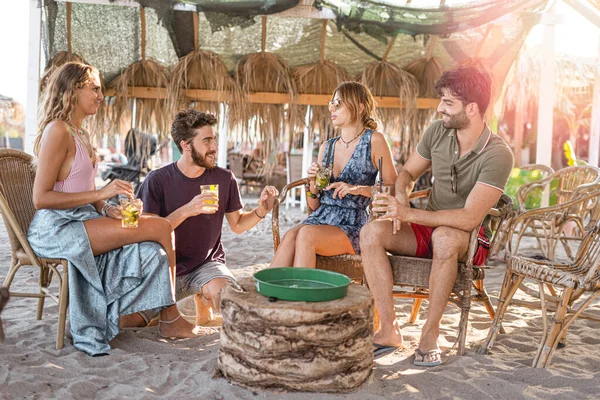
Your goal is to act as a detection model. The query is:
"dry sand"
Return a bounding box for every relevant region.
[1,199,599,399]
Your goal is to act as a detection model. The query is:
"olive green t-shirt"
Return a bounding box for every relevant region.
[416,120,514,212]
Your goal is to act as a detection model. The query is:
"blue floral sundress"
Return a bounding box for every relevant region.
[302,129,378,254]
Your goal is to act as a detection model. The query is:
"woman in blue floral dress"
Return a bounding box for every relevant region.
[270,82,397,268]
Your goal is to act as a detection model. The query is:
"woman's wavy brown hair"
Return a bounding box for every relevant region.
[35,62,98,157]
[331,81,378,131]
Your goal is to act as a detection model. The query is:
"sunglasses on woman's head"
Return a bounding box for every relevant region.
[328,99,344,110]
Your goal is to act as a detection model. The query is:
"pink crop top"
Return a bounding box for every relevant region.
[53,128,97,193]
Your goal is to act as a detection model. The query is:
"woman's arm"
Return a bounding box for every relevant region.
[32,122,133,210]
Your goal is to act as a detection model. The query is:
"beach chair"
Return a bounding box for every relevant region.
[491,164,554,257]
[271,178,514,355]
[0,149,69,349]
[481,190,600,368]
[0,287,8,341]
[508,165,600,261]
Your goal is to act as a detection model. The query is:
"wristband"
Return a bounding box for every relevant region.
[254,208,265,219]
[305,184,320,199]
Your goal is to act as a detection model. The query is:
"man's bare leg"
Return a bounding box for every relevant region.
[359,220,418,347]
[418,227,469,353]
[195,278,230,325]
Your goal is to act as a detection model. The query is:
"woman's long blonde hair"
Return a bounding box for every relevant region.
[332,81,379,130]
[35,62,98,159]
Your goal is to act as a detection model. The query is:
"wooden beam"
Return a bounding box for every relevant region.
[104,87,439,109]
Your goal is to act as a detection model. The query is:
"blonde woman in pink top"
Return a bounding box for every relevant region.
[27,62,199,355]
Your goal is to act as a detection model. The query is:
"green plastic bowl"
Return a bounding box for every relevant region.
[253,267,351,302]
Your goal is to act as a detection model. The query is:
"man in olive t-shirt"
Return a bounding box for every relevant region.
[360,66,514,365]
[138,109,278,326]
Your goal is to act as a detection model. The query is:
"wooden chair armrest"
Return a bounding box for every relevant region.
[272,178,311,251]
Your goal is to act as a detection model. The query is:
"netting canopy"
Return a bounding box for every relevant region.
[42,0,546,84]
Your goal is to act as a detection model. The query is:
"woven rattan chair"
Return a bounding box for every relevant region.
[481,190,600,368]
[0,149,69,349]
[0,287,8,341]
[491,164,554,257]
[509,165,600,260]
[272,178,515,355]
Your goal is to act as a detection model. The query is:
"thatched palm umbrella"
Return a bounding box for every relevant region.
[358,36,419,163]
[233,16,297,173]
[108,7,170,137]
[292,20,350,144]
[168,12,244,127]
[404,36,443,136]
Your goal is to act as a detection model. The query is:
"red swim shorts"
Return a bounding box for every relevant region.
[409,223,490,266]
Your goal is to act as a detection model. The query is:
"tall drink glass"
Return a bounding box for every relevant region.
[200,184,219,212]
[120,198,142,228]
[314,166,332,191]
[371,184,393,219]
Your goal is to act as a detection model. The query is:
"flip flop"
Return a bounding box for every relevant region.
[373,343,399,358]
[413,348,442,367]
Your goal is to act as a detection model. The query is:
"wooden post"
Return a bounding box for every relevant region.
[66,2,72,54]
[536,4,557,206]
[25,0,42,155]
[589,35,600,167]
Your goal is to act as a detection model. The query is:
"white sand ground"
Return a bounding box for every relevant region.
[1,198,599,399]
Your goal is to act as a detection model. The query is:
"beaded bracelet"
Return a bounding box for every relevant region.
[101,203,114,217]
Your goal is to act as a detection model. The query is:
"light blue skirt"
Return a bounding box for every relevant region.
[27,205,174,356]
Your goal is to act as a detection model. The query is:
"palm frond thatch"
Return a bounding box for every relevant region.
[404,56,443,138]
[358,61,419,163]
[233,51,297,173]
[292,60,350,144]
[168,49,246,130]
[108,59,170,138]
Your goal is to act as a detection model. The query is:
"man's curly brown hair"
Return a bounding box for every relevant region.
[171,108,217,152]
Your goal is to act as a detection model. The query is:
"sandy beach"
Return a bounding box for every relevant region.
[1,198,599,399]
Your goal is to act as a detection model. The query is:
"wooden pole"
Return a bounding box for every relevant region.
[25,0,42,154]
[381,36,396,63]
[261,16,267,56]
[319,20,327,64]
[589,34,600,166]
[66,2,72,55]
[140,7,146,61]
[193,12,199,50]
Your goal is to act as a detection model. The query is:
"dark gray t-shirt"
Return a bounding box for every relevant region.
[137,163,243,276]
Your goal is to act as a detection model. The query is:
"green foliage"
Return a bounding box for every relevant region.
[504,167,558,210]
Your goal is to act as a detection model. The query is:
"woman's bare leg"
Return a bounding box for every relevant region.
[293,225,355,268]
[269,224,305,268]
[83,215,198,338]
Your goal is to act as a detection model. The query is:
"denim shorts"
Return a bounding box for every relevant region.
[137,261,236,322]
[174,261,236,301]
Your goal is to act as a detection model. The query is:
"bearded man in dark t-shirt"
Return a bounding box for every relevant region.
[137,109,278,326]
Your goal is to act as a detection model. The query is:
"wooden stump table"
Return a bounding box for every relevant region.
[217,278,374,392]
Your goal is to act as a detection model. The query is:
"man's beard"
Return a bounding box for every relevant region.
[191,145,216,169]
[442,109,470,130]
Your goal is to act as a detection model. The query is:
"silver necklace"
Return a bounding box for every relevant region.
[340,128,365,148]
